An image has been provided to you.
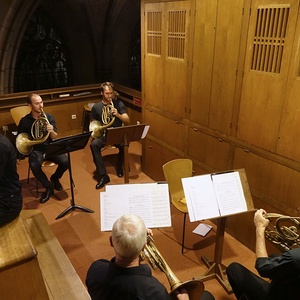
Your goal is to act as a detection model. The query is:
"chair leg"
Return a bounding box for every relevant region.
[36,178,39,199]
[27,163,30,184]
[182,213,187,254]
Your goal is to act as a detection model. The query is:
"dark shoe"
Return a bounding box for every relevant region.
[96,175,110,189]
[50,175,63,191]
[117,167,123,178]
[40,187,54,204]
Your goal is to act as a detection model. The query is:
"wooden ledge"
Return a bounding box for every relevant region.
[20,210,90,300]
[0,216,36,271]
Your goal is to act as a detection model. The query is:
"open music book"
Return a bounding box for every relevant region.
[182,170,248,222]
[100,182,171,231]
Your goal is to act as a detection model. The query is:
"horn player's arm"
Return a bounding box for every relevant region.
[46,115,58,139]
[111,107,130,125]
[46,123,58,139]
[254,209,270,258]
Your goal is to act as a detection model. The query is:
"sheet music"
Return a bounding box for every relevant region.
[101,183,171,231]
[100,192,129,231]
[182,171,248,222]
[182,175,220,221]
[141,125,150,139]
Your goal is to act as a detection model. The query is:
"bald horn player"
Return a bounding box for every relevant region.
[18,93,69,203]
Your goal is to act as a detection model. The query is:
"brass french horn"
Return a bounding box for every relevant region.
[89,101,115,138]
[16,108,50,155]
[264,213,300,252]
[140,234,204,300]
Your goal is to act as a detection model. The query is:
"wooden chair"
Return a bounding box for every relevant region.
[10,106,31,126]
[163,158,193,254]
[10,106,57,198]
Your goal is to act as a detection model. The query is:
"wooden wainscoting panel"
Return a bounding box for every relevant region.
[209,0,245,134]
[233,147,300,216]
[277,7,300,161]
[144,108,185,153]
[143,138,180,181]
[187,128,231,171]
[190,0,217,126]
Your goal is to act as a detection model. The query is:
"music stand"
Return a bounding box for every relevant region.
[192,169,255,294]
[105,124,148,183]
[45,132,94,220]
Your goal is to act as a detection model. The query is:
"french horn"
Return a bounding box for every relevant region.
[140,234,204,300]
[264,213,300,252]
[16,108,50,155]
[89,101,115,138]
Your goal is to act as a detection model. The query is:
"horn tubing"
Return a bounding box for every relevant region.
[89,102,116,138]
[264,213,300,252]
[16,109,50,155]
[140,234,204,300]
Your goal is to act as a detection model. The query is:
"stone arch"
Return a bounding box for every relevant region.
[0,0,41,93]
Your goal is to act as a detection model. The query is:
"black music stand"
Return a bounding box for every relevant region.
[105,124,148,183]
[45,132,94,220]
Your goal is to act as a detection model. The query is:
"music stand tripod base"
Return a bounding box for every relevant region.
[194,256,233,294]
[55,204,94,220]
[193,217,233,294]
[45,132,94,220]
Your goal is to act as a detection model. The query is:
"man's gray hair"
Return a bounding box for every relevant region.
[112,214,147,260]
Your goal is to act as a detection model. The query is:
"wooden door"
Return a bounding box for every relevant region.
[143,1,190,118]
[277,13,300,161]
[237,0,299,151]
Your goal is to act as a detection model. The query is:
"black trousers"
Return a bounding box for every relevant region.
[201,291,215,300]
[226,262,270,300]
[90,137,124,178]
[29,150,69,188]
[0,193,22,227]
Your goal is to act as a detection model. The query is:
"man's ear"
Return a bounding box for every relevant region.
[109,236,113,247]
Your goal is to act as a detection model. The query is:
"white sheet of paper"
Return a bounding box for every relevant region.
[101,183,171,231]
[192,223,213,236]
[182,175,220,221]
[141,125,150,139]
[211,172,247,216]
[182,171,247,222]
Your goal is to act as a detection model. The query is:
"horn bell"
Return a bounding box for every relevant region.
[89,117,115,139]
[140,234,204,300]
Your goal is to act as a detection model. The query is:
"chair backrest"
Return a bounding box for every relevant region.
[10,106,31,126]
[162,159,193,207]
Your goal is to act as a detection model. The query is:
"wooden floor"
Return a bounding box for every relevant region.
[17,139,257,300]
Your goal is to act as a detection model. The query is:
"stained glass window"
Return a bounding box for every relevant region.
[14,10,70,92]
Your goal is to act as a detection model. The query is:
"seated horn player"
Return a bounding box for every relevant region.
[86,214,215,300]
[226,209,300,300]
[18,93,69,204]
[89,82,130,190]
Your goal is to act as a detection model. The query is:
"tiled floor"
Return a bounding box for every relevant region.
[18,140,257,300]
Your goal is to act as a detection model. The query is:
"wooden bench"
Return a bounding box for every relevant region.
[0,210,90,300]
[0,215,49,299]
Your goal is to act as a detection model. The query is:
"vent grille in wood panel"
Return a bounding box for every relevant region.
[147,11,162,55]
[168,10,186,59]
[251,5,290,73]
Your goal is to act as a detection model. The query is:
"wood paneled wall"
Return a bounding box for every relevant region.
[141,0,300,250]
